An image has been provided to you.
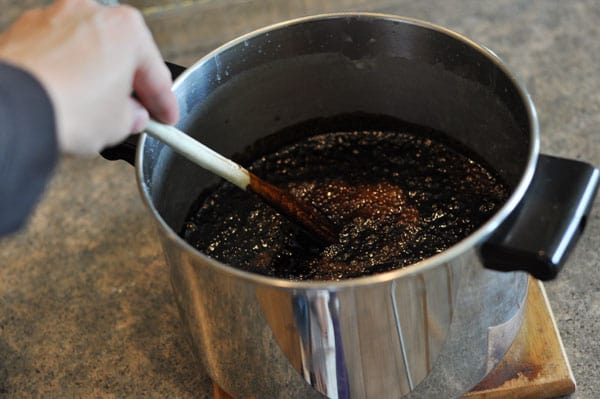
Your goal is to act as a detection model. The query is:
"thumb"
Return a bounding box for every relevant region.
[130,97,149,133]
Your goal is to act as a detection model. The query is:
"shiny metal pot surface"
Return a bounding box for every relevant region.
[126,14,598,399]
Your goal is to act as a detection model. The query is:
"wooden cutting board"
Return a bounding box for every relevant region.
[214,278,575,399]
[462,278,576,398]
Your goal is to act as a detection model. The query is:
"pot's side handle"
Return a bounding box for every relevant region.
[100,133,139,166]
[99,61,187,166]
[480,154,599,281]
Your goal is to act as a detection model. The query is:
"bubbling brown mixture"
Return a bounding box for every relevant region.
[181,127,509,281]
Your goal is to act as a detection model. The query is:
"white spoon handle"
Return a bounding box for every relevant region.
[144,120,251,190]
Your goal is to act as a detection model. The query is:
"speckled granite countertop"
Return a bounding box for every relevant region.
[1,1,599,398]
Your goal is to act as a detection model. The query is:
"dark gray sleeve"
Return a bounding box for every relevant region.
[0,62,58,235]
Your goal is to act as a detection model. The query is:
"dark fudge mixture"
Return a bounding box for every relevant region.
[181,121,509,281]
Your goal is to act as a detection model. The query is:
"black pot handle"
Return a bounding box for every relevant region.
[480,154,599,280]
[100,61,187,166]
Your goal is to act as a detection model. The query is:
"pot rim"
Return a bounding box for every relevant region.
[136,12,540,289]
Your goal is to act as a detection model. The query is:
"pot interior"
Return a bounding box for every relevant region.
[141,15,533,243]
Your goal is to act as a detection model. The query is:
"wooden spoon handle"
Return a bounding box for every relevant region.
[144,120,338,245]
[248,173,339,244]
[144,120,251,190]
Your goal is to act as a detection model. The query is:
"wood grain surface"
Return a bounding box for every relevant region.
[463,278,576,399]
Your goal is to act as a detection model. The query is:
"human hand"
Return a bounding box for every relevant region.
[0,0,178,155]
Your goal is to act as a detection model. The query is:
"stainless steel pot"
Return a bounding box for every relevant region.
[103,13,599,398]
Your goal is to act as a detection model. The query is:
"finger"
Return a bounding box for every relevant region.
[94,97,146,152]
[125,10,179,125]
[129,97,149,134]
[133,60,179,125]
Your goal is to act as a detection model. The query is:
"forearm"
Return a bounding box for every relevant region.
[0,62,57,235]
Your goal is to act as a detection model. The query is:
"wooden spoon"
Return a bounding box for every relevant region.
[144,120,338,244]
